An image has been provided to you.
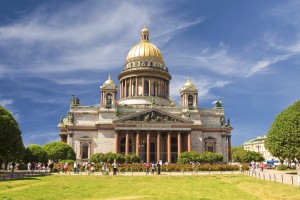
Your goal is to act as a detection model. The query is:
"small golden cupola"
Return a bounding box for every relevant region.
[100,74,118,108]
[180,76,198,108]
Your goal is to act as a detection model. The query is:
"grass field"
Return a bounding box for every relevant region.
[1,174,300,200]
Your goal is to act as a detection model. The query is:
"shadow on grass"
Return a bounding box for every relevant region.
[0,174,54,182]
[286,172,297,175]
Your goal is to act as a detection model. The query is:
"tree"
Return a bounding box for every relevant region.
[43,142,76,163]
[232,146,264,163]
[265,101,300,161]
[0,106,25,169]
[24,144,48,163]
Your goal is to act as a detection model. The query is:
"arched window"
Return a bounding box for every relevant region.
[207,144,214,152]
[106,93,112,105]
[82,143,89,159]
[144,80,149,96]
[204,137,216,153]
[188,95,193,107]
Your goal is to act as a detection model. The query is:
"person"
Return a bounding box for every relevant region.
[192,162,196,174]
[37,162,41,172]
[151,162,156,175]
[251,160,256,174]
[145,162,150,174]
[90,164,95,175]
[106,163,110,175]
[49,162,54,173]
[56,163,61,174]
[11,162,16,172]
[113,160,118,175]
[260,161,265,172]
[27,162,31,172]
[64,163,69,174]
[87,162,92,175]
[102,162,106,175]
[156,161,161,175]
[74,161,78,174]
[297,163,300,186]
[85,162,88,174]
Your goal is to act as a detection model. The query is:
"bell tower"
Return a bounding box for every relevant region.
[100,74,118,108]
[180,77,198,108]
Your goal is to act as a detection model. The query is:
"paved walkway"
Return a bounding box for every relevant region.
[243,169,299,186]
[1,169,299,187]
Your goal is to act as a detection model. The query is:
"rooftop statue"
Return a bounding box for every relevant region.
[212,99,222,109]
[71,95,80,106]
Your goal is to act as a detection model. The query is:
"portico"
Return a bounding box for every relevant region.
[114,127,191,163]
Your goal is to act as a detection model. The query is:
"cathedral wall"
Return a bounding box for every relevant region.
[74,113,98,125]
[98,112,115,123]
[200,109,224,127]
[201,131,228,162]
[191,131,203,152]
[97,129,115,153]
[71,131,98,159]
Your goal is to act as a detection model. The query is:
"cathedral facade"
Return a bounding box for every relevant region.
[58,26,232,163]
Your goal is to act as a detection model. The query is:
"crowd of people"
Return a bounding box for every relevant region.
[250,160,265,173]
[145,161,161,175]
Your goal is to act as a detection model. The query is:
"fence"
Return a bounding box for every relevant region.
[242,170,299,186]
[0,171,51,181]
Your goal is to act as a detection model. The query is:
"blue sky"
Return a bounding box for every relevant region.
[1,0,300,147]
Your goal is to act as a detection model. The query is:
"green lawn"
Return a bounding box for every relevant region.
[1,174,300,200]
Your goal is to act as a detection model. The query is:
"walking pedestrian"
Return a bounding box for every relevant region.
[113,160,118,175]
[74,162,77,174]
[145,162,150,174]
[157,161,161,175]
[251,160,256,174]
[260,161,265,172]
[151,162,156,175]
[102,162,106,175]
[27,162,31,172]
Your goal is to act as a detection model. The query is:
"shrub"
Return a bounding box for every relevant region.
[177,151,223,164]
[125,154,141,164]
[90,153,107,163]
[277,164,288,170]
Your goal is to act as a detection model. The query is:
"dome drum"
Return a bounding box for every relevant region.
[118,67,172,81]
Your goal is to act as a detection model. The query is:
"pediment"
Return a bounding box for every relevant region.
[114,108,191,123]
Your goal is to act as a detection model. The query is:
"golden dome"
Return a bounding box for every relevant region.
[181,76,198,91]
[104,74,115,85]
[125,26,166,69]
[126,42,164,63]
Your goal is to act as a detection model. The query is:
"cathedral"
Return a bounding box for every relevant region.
[58,26,232,163]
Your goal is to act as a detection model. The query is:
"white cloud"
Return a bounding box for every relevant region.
[0,98,20,120]
[246,54,291,77]
[0,98,13,107]
[24,131,59,146]
[0,0,205,85]
[170,74,230,101]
